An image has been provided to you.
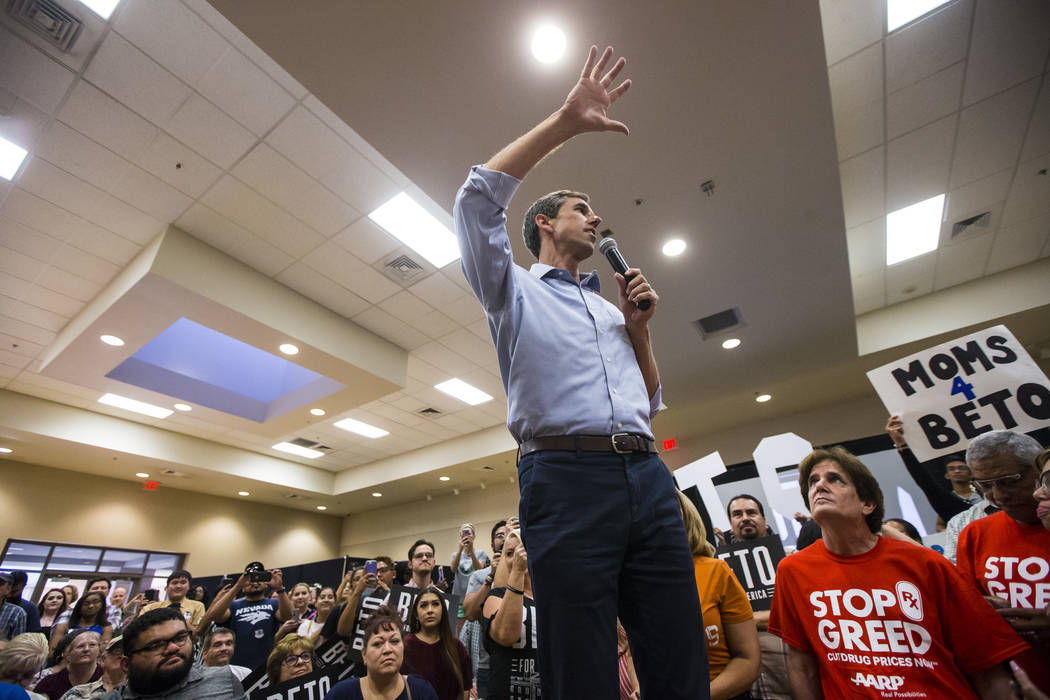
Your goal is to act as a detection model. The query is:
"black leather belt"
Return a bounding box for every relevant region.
[518,433,657,458]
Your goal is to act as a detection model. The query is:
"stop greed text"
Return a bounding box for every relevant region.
[810,585,934,656]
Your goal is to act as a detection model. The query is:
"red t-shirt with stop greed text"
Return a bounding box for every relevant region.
[769,537,1027,699]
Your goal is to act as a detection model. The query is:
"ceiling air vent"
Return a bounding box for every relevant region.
[289,437,319,448]
[376,250,427,284]
[693,307,745,339]
[418,407,442,417]
[951,211,990,239]
[160,468,187,478]
[282,492,311,501]
[6,0,83,52]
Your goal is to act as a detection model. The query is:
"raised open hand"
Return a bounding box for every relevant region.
[561,46,632,136]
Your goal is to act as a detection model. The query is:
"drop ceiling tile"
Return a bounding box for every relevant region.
[35,122,130,192]
[0,331,42,359]
[196,46,295,137]
[379,290,433,324]
[134,131,223,199]
[0,244,44,282]
[820,0,883,66]
[302,96,410,188]
[945,167,1012,225]
[109,164,194,223]
[114,0,228,87]
[0,216,60,261]
[57,82,158,162]
[47,245,120,286]
[406,355,450,384]
[887,62,965,139]
[962,0,1050,106]
[84,33,192,126]
[1002,156,1050,226]
[467,318,491,342]
[886,114,955,211]
[438,328,497,367]
[839,147,884,228]
[933,232,995,290]
[232,144,357,236]
[411,308,460,339]
[414,341,477,377]
[408,273,467,309]
[174,203,294,277]
[0,295,67,332]
[0,26,77,114]
[390,395,428,413]
[301,241,402,304]
[986,212,1050,273]
[350,307,430,350]
[443,294,485,326]
[368,402,426,428]
[885,0,972,93]
[885,252,936,305]
[846,217,886,276]
[202,176,326,258]
[0,315,55,346]
[34,266,101,303]
[441,265,475,294]
[951,78,1040,188]
[0,275,79,316]
[165,93,256,169]
[1020,76,1050,161]
[1,188,78,244]
[0,92,50,154]
[275,263,371,319]
[829,43,884,160]
[333,217,400,264]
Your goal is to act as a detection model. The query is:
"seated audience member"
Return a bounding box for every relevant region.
[955,430,1050,694]
[50,595,111,650]
[404,586,472,700]
[37,591,68,643]
[1035,447,1050,531]
[616,620,639,700]
[34,630,101,700]
[886,416,977,522]
[136,572,204,631]
[677,491,759,700]
[450,524,488,634]
[60,590,77,610]
[0,575,27,643]
[482,530,538,700]
[207,569,290,672]
[461,520,508,700]
[724,495,775,544]
[324,606,438,700]
[0,632,48,697]
[298,587,335,642]
[61,634,126,698]
[6,574,41,635]
[265,634,315,687]
[881,517,923,544]
[97,607,245,699]
[769,446,1027,698]
[200,626,250,681]
[53,581,121,636]
[38,635,73,686]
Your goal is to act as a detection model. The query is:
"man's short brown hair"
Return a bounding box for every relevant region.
[521,190,590,258]
[798,446,884,534]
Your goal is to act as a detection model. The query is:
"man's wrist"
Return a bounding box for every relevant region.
[273,587,285,594]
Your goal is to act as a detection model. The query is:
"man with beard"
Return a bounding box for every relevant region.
[99,607,245,698]
[208,568,290,672]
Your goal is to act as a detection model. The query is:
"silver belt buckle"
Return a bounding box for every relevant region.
[611,433,634,453]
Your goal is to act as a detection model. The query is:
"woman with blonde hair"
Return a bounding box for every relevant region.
[676,490,759,700]
[0,632,49,698]
[265,633,316,687]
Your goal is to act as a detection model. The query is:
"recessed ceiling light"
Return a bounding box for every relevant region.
[439,476,451,482]
[98,393,173,419]
[77,0,120,19]
[273,442,324,459]
[887,0,950,32]
[755,394,772,403]
[368,192,460,268]
[0,136,28,181]
[135,472,149,478]
[0,447,12,454]
[886,193,944,265]
[310,408,326,416]
[99,335,125,347]
[316,505,328,510]
[238,491,250,496]
[371,492,383,498]
[662,239,686,257]
[333,418,389,439]
[434,378,493,406]
[721,338,741,350]
[278,343,299,355]
[531,25,566,63]
[173,403,192,412]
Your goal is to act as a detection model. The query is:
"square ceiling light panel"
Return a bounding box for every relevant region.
[886,193,945,266]
[887,0,951,32]
[105,317,345,422]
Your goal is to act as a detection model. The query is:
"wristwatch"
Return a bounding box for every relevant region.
[484,575,494,586]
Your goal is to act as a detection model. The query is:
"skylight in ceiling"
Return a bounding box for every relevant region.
[886,194,944,265]
[887,0,950,32]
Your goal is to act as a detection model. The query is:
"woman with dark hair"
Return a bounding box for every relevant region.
[882,517,923,544]
[769,446,1028,699]
[298,587,336,642]
[36,589,67,641]
[324,606,438,699]
[404,587,471,700]
[187,584,210,609]
[48,593,111,649]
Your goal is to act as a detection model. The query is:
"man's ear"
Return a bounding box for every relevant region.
[861,501,875,516]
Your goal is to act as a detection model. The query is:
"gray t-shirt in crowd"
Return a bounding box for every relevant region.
[98,665,246,699]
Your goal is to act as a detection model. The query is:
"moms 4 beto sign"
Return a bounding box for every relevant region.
[867,325,1050,461]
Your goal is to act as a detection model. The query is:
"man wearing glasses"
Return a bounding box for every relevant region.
[955,429,1050,696]
[406,540,437,589]
[99,607,246,698]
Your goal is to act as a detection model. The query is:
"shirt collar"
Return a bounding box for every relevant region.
[528,263,601,292]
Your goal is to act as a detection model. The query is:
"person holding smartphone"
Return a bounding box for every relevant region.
[207,567,291,672]
[450,525,488,634]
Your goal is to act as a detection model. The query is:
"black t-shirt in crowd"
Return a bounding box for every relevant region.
[226,597,279,671]
[482,588,540,700]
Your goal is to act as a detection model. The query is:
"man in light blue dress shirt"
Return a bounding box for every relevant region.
[453,46,708,699]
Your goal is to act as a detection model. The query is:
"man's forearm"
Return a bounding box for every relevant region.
[484,109,578,181]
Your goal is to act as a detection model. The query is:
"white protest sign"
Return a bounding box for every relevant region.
[866,325,1050,461]
[753,433,812,522]
[673,451,730,531]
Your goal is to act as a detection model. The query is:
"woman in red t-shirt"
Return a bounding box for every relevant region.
[768,446,1028,699]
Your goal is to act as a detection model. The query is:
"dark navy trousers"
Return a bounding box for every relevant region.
[518,449,710,699]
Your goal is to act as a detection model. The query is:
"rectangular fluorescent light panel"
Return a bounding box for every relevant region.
[368,192,461,268]
[333,417,389,439]
[98,393,173,419]
[887,0,950,32]
[435,378,493,405]
[886,193,944,266]
[0,136,28,180]
[78,0,121,19]
[273,442,324,459]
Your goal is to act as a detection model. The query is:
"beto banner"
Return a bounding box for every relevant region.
[866,325,1050,461]
[716,535,785,611]
[243,636,357,699]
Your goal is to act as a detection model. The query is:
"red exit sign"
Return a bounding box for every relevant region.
[662,438,676,451]
[144,480,159,491]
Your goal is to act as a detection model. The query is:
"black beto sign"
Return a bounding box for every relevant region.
[716,535,786,612]
[243,636,357,699]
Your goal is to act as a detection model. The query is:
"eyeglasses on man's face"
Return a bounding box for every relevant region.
[971,472,1030,492]
[413,551,434,560]
[131,629,191,655]
[282,652,312,667]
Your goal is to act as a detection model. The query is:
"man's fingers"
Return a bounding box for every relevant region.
[591,46,614,80]
[608,79,632,103]
[600,57,626,87]
[580,45,598,79]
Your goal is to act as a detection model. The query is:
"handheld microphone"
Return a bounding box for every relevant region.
[599,236,651,310]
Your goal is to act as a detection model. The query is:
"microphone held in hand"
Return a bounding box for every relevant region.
[599,237,651,310]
